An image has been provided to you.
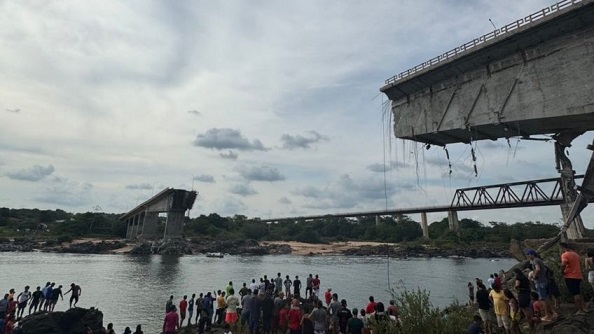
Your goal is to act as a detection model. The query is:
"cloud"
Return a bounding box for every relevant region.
[192,128,268,151]
[220,151,239,161]
[292,174,406,210]
[6,165,55,181]
[238,165,286,182]
[280,131,329,150]
[229,183,258,196]
[279,197,292,204]
[187,110,201,116]
[125,183,153,190]
[211,197,248,216]
[193,174,215,183]
[36,177,93,207]
[367,161,410,173]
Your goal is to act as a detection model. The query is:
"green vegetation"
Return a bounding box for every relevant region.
[0,207,562,245]
[371,288,473,334]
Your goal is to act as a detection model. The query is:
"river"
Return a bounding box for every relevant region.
[0,253,516,333]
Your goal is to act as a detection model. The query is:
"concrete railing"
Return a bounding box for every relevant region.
[384,0,583,85]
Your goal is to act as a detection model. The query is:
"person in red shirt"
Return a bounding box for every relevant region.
[324,288,332,307]
[365,296,376,315]
[288,299,302,334]
[279,301,289,333]
[312,275,321,297]
[493,273,502,288]
[163,305,179,334]
[560,242,586,314]
[179,295,188,328]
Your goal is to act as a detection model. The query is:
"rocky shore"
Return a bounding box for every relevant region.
[341,243,511,258]
[0,237,511,258]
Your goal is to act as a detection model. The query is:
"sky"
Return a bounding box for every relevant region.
[1,0,592,226]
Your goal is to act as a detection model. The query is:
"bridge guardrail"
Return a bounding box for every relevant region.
[384,0,583,85]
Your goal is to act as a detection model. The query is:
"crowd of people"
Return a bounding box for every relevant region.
[162,273,399,334]
[0,282,82,333]
[466,242,591,334]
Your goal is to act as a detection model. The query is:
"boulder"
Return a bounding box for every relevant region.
[19,307,103,334]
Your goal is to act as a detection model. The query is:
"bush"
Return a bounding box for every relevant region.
[369,288,474,334]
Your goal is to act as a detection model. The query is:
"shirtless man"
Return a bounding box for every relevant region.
[64,283,82,308]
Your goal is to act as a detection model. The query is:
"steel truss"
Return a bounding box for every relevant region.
[451,175,586,210]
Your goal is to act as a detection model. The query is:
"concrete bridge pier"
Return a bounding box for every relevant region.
[375,215,380,226]
[142,212,158,237]
[447,210,459,232]
[420,212,429,239]
[164,211,185,239]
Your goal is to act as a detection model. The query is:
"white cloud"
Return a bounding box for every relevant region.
[0,0,588,227]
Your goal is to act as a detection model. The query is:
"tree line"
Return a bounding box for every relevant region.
[0,207,565,245]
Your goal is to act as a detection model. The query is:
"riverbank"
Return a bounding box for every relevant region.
[0,237,512,258]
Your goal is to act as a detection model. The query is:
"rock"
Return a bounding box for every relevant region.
[19,307,103,334]
[59,241,126,254]
[189,239,292,255]
[152,238,193,255]
[129,242,153,255]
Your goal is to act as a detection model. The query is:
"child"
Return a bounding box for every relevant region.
[531,291,543,324]
[504,289,521,334]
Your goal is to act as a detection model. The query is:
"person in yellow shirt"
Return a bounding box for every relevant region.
[215,291,227,325]
[489,284,510,334]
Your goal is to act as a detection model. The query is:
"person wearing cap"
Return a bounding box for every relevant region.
[526,249,555,321]
[559,242,586,315]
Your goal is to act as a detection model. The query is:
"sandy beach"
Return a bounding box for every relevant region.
[262,240,396,255]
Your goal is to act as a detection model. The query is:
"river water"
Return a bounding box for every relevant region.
[0,253,516,333]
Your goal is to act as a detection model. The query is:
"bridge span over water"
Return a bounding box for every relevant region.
[256,175,594,239]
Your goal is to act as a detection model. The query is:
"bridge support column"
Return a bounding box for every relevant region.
[164,211,185,239]
[447,210,459,231]
[131,214,139,238]
[396,214,404,223]
[126,218,133,239]
[142,212,158,237]
[555,135,586,239]
[375,215,380,226]
[420,212,429,239]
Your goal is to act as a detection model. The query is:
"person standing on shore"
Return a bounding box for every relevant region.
[49,284,63,312]
[64,283,82,308]
[312,275,320,297]
[179,295,188,327]
[275,273,283,295]
[293,276,301,297]
[475,283,493,334]
[526,249,555,321]
[284,276,292,296]
[225,288,240,331]
[39,282,50,311]
[163,305,179,334]
[305,274,313,297]
[195,293,204,324]
[187,293,195,326]
[559,242,587,315]
[166,295,174,313]
[288,299,302,334]
[43,283,54,311]
[325,288,332,307]
[467,282,474,306]
[29,286,43,315]
[16,286,31,318]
